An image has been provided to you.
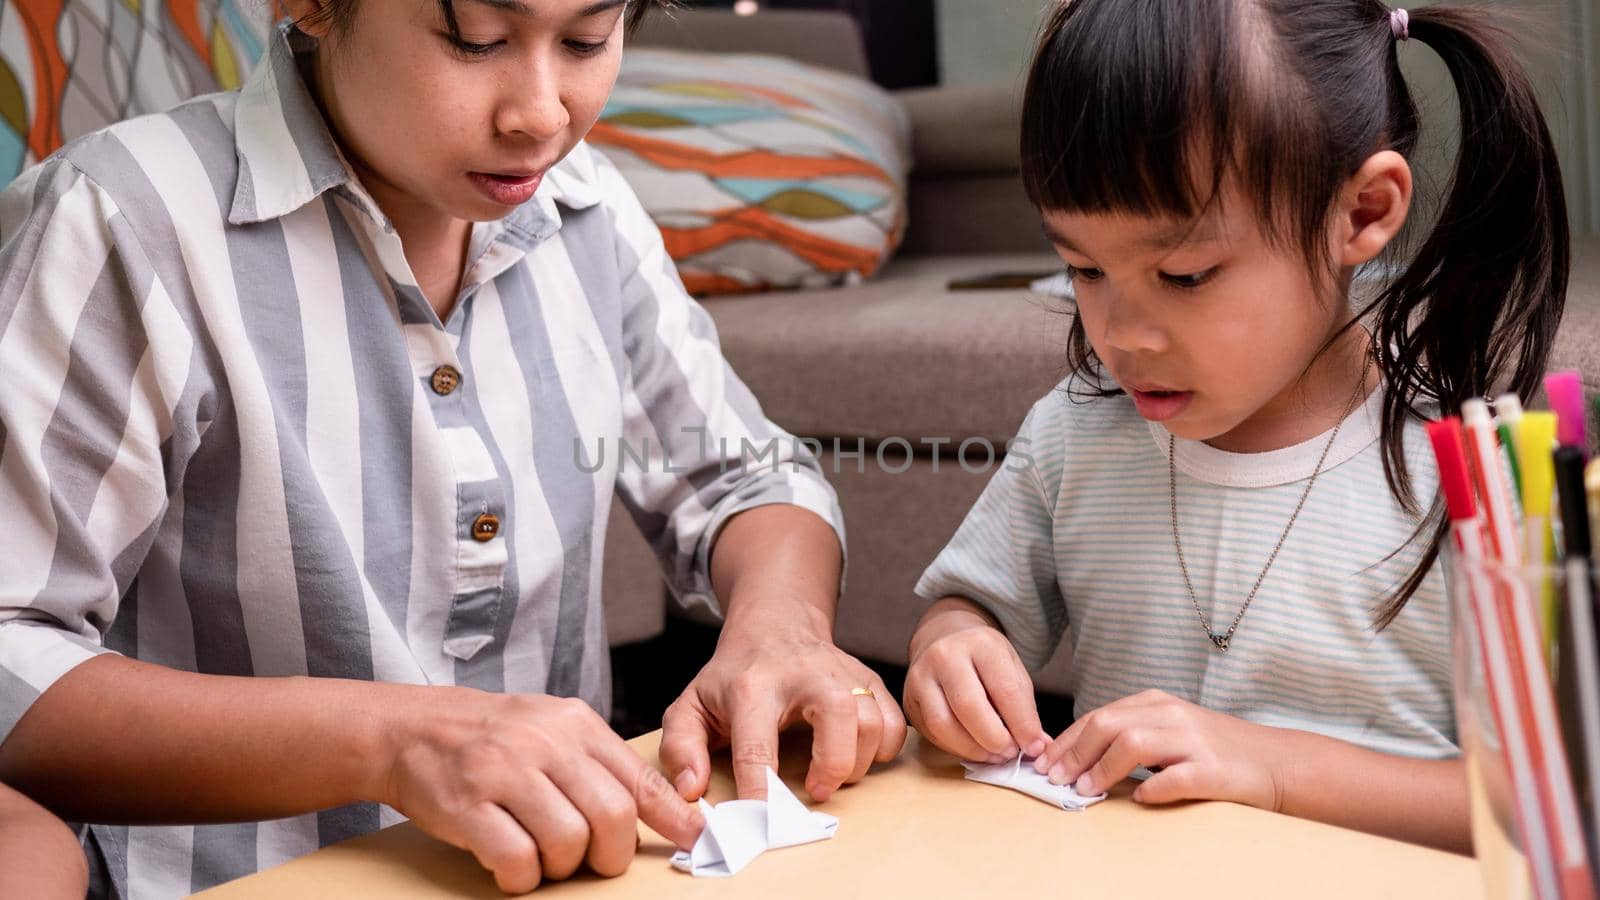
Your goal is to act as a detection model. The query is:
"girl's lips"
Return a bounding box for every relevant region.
[1130,389,1194,422]
[468,171,544,207]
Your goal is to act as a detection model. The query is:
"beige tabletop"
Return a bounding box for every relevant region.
[194,729,1482,900]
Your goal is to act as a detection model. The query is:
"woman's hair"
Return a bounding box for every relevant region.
[295,0,671,38]
[1020,0,1569,628]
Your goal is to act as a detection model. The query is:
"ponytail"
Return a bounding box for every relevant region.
[1368,7,1568,627]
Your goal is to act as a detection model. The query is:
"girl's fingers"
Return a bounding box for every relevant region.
[944,663,1020,758]
[1034,691,1177,774]
[970,642,1047,757]
[907,678,993,762]
[1076,727,1178,797]
[1131,761,1206,805]
[1045,705,1148,786]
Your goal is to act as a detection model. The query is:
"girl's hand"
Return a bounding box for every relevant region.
[1032,690,1286,810]
[381,689,705,895]
[903,597,1050,763]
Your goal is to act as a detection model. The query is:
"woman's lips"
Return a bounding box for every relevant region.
[468,171,544,207]
[1130,389,1194,422]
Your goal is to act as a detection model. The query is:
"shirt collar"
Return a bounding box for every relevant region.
[229,21,605,234]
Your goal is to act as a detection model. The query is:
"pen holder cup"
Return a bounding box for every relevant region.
[1449,547,1592,900]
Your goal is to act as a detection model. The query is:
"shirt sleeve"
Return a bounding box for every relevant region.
[914,397,1068,672]
[0,157,191,745]
[595,154,846,621]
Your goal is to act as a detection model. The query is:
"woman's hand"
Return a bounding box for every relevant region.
[1032,690,1285,809]
[381,689,705,895]
[659,621,904,804]
[903,597,1050,763]
[658,505,908,805]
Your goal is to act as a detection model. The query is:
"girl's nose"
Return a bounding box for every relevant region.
[1099,292,1168,355]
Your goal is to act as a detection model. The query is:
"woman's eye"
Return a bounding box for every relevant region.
[1160,268,1216,289]
[450,36,505,57]
[564,38,609,56]
[1066,264,1104,283]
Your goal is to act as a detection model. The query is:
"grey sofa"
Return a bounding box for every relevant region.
[602,7,1600,700]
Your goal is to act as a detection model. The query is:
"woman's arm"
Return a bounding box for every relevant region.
[0,781,88,899]
[0,655,704,893]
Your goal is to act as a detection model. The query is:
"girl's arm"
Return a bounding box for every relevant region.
[1274,726,1468,852]
[1036,690,1469,853]
[0,782,88,899]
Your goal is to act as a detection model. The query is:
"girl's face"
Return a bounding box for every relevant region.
[296,0,626,226]
[1042,182,1362,454]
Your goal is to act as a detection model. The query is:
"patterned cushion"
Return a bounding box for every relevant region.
[590,48,911,295]
[0,1,276,185]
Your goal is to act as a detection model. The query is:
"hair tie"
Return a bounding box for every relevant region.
[1389,8,1410,41]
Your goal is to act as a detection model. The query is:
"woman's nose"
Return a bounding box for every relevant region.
[495,73,570,141]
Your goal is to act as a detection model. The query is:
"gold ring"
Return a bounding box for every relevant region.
[850,687,875,699]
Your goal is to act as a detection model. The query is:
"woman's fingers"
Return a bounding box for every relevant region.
[455,801,542,895]
[502,772,590,882]
[551,757,641,878]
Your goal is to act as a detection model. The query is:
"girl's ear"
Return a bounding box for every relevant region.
[1334,150,1413,269]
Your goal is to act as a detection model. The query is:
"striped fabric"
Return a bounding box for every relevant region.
[588,48,911,296]
[916,382,1458,760]
[0,23,843,899]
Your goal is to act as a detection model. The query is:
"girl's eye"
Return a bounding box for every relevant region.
[1066,264,1104,283]
[1160,268,1216,290]
[564,38,610,57]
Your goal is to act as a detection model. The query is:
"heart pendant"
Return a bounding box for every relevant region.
[1210,633,1230,651]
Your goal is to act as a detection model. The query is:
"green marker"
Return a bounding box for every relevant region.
[1495,394,1524,505]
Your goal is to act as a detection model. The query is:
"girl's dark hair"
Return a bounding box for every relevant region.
[295,0,669,38]
[1021,0,1569,628]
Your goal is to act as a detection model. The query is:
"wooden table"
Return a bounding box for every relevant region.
[195,730,1482,899]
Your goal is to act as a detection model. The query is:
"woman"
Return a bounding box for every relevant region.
[0,1,904,895]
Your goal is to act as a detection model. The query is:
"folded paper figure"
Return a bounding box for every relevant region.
[671,768,839,877]
[961,755,1109,811]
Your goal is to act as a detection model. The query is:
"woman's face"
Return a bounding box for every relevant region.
[292,0,626,226]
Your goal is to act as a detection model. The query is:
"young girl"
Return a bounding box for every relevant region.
[0,1,904,897]
[905,0,1567,851]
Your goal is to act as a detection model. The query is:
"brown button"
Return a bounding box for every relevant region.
[472,513,500,542]
[430,365,462,396]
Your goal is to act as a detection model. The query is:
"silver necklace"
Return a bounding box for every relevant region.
[1168,361,1371,652]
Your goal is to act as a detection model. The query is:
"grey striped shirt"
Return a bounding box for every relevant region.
[0,24,843,899]
[916,384,1455,760]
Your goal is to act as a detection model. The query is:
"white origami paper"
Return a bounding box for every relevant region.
[961,754,1109,811]
[671,768,839,877]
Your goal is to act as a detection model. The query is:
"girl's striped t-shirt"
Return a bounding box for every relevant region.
[916,382,1456,759]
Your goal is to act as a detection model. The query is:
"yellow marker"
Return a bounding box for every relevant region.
[1587,458,1600,561]
[1516,412,1558,663]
